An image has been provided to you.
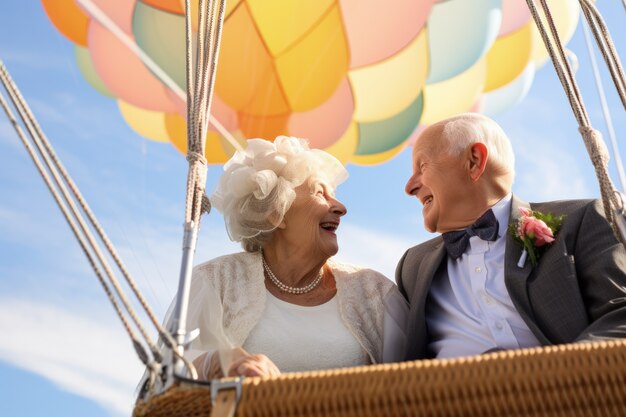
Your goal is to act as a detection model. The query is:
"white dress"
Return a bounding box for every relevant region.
[180,251,408,373]
[243,291,370,372]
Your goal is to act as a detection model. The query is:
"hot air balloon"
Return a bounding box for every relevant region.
[41,0,580,165]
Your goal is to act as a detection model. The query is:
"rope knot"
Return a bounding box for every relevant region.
[201,194,212,214]
[186,151,207,165]
[579,126,610,165]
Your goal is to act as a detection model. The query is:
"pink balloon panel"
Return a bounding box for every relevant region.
[88,20,179,113]
[339,0,436,68]
[287,77,354,149]
[499,0,531,36]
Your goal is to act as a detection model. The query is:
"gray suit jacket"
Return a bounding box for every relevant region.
[396,195,626,360]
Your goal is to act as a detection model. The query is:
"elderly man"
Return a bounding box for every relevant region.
[396,112,626,360]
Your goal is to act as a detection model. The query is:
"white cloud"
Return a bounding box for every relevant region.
[0,49,71,72]
[0,298,143,417]
[514,140,592,201]
[499,107,595,201]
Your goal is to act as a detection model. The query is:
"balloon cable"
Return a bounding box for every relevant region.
[526,0,626,245]
[581,19,626,192]
[0,61,197,385]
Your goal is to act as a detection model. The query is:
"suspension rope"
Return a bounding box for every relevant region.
[0,66,182,351]
[581,19,626,192]
[578,0,626,110]
[0,62,197,380]
[524,0,626,244]
[167,0,227,382]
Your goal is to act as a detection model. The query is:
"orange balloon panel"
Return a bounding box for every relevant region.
[215,3,289,115]
[238,111,290,141]
[142,0,184,14]
[41,0,89,46]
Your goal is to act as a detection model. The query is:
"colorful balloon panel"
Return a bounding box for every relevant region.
[42,0,581,165]
[74,45,114,97]
[425,0,502,84]
[118,100,170,143]
[42,0,89,46]
[339,0,435,68]
[484,21,533,92]
[349,29,428,122]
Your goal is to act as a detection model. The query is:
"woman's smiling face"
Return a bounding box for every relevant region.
[278,177,347,258]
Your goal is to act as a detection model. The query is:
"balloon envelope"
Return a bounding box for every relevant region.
[41,0,580,165]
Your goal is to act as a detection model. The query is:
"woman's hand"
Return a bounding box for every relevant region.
[227,353,281,377]
[192,351,223,380]
[193,348,281,379]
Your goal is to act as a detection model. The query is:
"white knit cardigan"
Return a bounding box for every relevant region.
[182,251,408,367]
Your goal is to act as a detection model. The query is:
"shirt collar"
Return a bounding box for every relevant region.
[490,193,512,239]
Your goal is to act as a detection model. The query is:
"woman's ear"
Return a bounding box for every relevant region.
[468,142,489,182]
[268,212,286,229]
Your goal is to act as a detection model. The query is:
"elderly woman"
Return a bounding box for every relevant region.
[184,136,407,379]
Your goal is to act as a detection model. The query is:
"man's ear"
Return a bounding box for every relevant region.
[468,142,488,182]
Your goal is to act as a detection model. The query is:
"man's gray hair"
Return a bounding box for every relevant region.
[441,113,515,176]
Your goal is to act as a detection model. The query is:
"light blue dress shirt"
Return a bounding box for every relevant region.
[427,194,541,358]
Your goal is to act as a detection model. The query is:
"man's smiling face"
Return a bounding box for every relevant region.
[405,126,470,233]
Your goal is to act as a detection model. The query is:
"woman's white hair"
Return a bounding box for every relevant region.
[441,113,515,176]
[211,136,348,252]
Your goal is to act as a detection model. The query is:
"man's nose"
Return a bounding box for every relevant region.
[405,173,420,196]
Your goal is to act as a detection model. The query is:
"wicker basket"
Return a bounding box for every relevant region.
[134,340,626,417]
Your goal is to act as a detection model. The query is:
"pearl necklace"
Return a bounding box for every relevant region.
[261,255,323,294]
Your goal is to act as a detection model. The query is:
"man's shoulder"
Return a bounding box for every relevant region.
[528,198,603,228]
[405,235,444,258]
[529,198,595,215]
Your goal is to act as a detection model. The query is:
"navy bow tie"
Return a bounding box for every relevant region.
[442,209,499,259]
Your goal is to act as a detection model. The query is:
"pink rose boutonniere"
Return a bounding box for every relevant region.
[508,207,564,267]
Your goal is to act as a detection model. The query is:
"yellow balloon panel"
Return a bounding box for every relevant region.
[485,21,532,92]
[421,58,487,125]
[247,0,335,56]
[165,113,232,163]
[530,0,580,66]
[275,4,349,112]
[118,100,170,143]
[321,122,358,165]
[215,3,288,115]
[350,139,407,166]
[349,29,428,122]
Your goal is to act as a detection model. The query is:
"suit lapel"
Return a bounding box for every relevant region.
[505,195,549,343]
[408,239,446,358]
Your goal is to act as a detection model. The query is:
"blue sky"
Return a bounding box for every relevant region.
[0,2,625,417]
